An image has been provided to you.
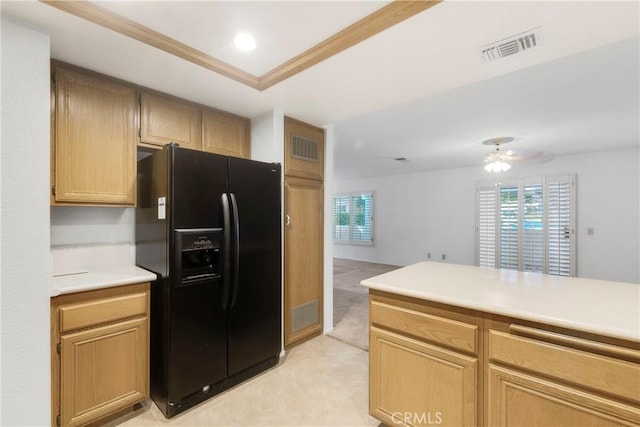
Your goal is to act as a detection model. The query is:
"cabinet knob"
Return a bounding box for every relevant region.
[285,214,291,227]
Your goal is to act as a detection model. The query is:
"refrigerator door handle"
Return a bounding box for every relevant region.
[230,193,240,308]
[221,193,232,310]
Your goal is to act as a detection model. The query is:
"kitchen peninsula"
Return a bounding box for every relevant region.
[362,262,640,427]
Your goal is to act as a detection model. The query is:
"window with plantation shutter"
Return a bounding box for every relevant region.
[476,186,497,267]
[333,192,374,246]
[547,176,575,276]
[476,175,575,276]
[500,185,519,270]
[333,195,350,241]
[522,182,544,273]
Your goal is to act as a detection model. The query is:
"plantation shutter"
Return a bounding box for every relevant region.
[477,186,497,267]
[350,193,373,243]
[499,185,519,270]
[332,195,350,242]
[333,192,374,246]
[547,176,575,276]
[522,182,544,272]
[476,175,575,276]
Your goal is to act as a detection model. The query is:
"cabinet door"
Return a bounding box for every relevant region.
[284,176,324,347]
[60,317,149,427]
[202,109,250,158]
[54,68,137,205]
[284,116,324,180]
[488,365,640,426]
[370,326,478,427]
[140,92,201,150]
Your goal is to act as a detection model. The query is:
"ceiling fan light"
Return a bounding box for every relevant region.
[484,160,511,173]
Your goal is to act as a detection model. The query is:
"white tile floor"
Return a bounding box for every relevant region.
[114,335,381,427]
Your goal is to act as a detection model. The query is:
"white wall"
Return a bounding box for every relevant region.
[251,109,284,164]
[323,126,335,333]
[0,16,51,425]
[334,148,640,284]
[51,207,135,246]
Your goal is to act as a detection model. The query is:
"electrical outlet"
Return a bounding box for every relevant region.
[441,254,446,260]
[587,227,594,235]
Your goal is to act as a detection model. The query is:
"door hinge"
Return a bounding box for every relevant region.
[56,414,60,426]
[56,343,61,355]
[51,185,56,197]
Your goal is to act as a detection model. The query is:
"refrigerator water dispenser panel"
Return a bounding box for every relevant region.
[175,228,222,285]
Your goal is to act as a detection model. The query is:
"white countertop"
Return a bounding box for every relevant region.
[52,265,156,297]
[361,262,640,343]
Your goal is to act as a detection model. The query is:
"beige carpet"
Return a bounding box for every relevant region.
[329,258,400,351]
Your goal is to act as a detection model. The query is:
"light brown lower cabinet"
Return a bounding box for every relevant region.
[369,291,482,427]
[487,327,640,427]
[370,327,478,426]
[51,283,150,427]
[488,365,639,426]
[368,290,640,427]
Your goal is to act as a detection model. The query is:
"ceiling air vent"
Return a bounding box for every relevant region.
[481,27,543,63]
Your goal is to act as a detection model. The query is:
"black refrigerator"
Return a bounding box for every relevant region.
[136,144,281,418]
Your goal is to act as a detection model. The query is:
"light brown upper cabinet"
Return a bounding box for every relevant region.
[202,109,251,159]
[284,117,325,181]
[140,92,202,151]
[52,67,137,206]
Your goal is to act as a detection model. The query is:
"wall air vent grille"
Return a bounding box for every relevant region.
[481,27,543,63]
[291,135,318,162]
[291,300,318,332]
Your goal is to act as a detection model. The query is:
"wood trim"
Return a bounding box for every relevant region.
[258,0,442,90]
[41,0,260,89]
[509,324,640,362]
[41,0,442,91]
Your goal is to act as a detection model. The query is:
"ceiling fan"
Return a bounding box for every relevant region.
[482,137,543,173]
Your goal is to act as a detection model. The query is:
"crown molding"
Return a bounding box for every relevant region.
[41,0,442,91]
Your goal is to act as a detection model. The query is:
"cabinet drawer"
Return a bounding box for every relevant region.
[489,330,640,403]
[60,292,148,333]
[370,300,478,354]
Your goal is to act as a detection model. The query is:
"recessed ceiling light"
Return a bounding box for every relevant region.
[234,33,256,52]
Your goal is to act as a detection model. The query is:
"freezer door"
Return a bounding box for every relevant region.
[166,147,230,405]
[170,147,227,230]
[227,158,282,375]
[168,279,228,404]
